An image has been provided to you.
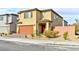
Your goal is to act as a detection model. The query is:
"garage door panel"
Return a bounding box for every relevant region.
[19,25,33,35]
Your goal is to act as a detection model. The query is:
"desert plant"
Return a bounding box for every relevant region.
[63,32,68,40]
[43,29,59,38]
[53,31,59,37]
[43,29,52,38]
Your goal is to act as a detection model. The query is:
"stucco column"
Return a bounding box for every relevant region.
[17,25,19,33]
[33,24,37,36]
[45,22,49,30]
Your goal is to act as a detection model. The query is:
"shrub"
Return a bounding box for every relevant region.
[53,31,59,37]
[43,29,59,38]
[25,35,27,38]
[43,29,52,38]
[63,32,68,40]
[31,33,36,37]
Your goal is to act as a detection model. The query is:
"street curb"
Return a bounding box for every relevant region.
[0,37,79,46]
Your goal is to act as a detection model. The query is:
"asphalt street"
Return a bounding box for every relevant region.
[0,40,79,51]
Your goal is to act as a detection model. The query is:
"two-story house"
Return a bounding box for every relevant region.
[17,8,67,36]
[0,14,18,35]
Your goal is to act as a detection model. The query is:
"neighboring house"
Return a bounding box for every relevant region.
[17,8,67,35]
[0,14,18,34]
[63,20,68,26]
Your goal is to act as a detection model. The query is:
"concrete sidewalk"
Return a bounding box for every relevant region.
[0,37,79,46]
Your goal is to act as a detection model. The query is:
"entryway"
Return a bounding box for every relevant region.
[40,23,46,33]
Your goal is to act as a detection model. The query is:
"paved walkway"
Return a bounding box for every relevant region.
[0,37,79,45]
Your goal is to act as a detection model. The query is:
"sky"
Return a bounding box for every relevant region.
[0,8,79,24]
[53,8,79,24]
[0,0,79,24]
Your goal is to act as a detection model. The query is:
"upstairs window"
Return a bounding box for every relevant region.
[54,14,62,20]
[0,16,3,21]
[54,14,58,19]
[24,12,32,18]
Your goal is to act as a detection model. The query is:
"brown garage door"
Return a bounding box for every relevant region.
[19,25,33,35]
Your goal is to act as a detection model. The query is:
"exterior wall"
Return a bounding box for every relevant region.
[54,26,75,37]
[0,15,10,34]
[51,12,63,27]
[0,15,8,26]
[18,11,36,25]
[10,15,17,33]
[18,10,37,35]
[41,11,51,21]
[36,11,42,34]
[18,9,65,35]
[36,11,51,33]
[0,26,10,34]
[0,14,17,34]
[51,19,63,26]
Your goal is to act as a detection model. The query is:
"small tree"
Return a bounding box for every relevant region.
[63,32,68,40]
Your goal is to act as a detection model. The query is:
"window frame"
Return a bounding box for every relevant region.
[24,11,32,19]
[0,16,3,21]
[54,14,60,20]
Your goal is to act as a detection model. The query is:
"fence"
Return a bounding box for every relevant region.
[54,26,75,37]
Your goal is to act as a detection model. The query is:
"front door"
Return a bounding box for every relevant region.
[41,24,46,33]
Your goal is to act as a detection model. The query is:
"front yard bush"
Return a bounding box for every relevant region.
[43,29,59,38]
[53,31,59,37]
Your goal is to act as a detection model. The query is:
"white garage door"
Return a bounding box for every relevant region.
[0,26,10,33]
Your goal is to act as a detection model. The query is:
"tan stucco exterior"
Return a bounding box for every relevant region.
[18,10,37,35]
[17,8,66,36]
[18,11,36,25]
[42,11,52,21]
